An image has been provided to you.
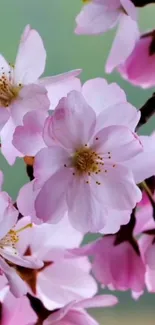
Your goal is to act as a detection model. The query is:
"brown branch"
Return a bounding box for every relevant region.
[136,93,155,130]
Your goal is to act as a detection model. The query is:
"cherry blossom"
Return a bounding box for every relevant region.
[15,79,149,233]
[0,171,43,297]
[33,89,143,233]
[0,25,81,164]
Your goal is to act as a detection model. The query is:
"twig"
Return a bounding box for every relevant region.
[136,93,155,130]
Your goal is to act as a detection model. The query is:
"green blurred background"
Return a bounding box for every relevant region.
[0,0,155,323]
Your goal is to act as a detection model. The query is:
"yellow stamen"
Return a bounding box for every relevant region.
[0,66,22,107]
[0,230,19,248]
[72,147,102,175]
[16,223,33,234]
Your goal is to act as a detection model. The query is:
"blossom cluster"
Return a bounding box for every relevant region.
[0,0,155,323]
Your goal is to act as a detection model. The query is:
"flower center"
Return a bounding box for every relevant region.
[0,230,19,249]
[0,223,32,250]
[0,74,22,107]
[72,146,104,175]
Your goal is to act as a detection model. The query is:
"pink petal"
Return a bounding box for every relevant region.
[125,134,155,183]
[2,293,37,325]
[74,294,118,309]
[39,69,82,87]
[0,118,23,165]
[38,258,97,309]
[75,3,120,35]
[43,116,56,147]
[44,301,75,324]
[13,110,47,156]
[135,205,154,236]
[29,214,83,258]
[17,181,39,219]
[35,168,71,223]
[145,243,155,270]
[34,146,69,189]
[40,71,82,111]
[95,164,142,210]
[92,237,145,293]
[106,15,139,73]
[67,177,107,233]
[119,33,155,88]
[93,125,142,162]
[99,209,131,234]
[51,90,96,149]
[45,309,99,325]
[0,192,18,240]
[14,25,46,84]
[0,249,43,269]
[96,102,140,132]
[11,84,49,125]
[0,257,28,297]
[0,108,10,132]
[120,0,137,20]
[82,78,126,115]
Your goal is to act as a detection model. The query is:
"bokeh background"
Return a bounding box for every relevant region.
[0,0,155,323]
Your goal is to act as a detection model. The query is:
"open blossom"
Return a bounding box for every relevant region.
[0,171,43,297]
[44,295,118,325]
[14,215,97,310]
[0,25,81,165]
[75,0,139,73]
[118,30,155,88]
[70,235,145,298]
[34,89,143,233]
[15,78,155,233]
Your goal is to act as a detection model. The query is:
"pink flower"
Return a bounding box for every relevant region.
[0,25,81,165]
[44,295,118,325]
[14,215,97,310]
[71,235,145,298]
[0,283,37,325]
[75,0,139,72]
[32,87,143,233]
[118,30,155,88]
[0,171,43,297]
[16,78,155,233]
